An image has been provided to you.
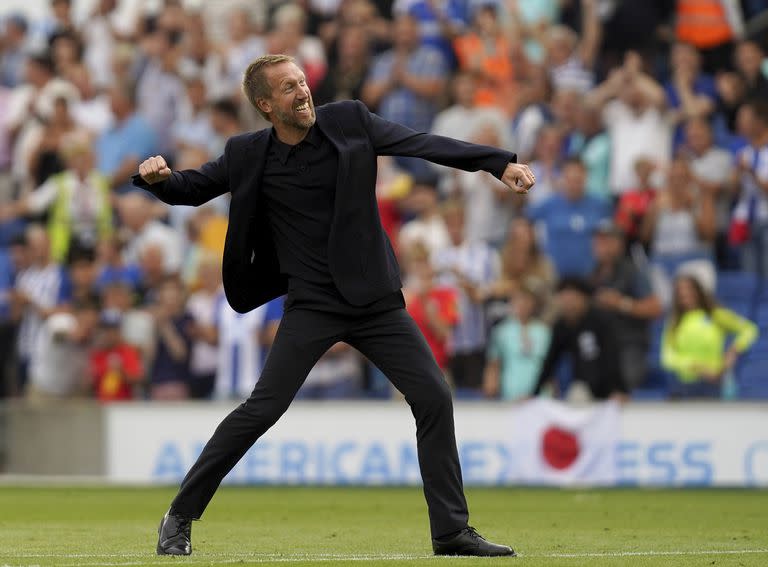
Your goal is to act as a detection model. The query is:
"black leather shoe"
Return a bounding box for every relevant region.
[156,511,193,555]
[432,526,516,557]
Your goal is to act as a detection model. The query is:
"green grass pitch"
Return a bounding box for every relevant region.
[0,486,766,566]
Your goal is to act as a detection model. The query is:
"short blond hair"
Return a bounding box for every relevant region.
[242,54,297,120]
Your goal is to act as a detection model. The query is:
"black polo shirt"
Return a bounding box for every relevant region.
[261,124,404,314]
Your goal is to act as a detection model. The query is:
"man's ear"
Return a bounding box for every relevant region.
[257,97,271,116]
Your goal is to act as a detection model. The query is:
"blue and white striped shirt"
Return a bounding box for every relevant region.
[433,241,500,352]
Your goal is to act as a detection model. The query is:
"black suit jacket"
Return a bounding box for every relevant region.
[134,100,516,313]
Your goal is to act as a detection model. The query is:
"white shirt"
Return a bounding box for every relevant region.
[457,170,515,245]
[399,215,451,257]
[29,312,86,396]
[603,100,672,195]
[214,294,268,400]
[186,289,220,376]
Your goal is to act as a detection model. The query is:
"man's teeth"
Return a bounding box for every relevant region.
[296,103,309,111]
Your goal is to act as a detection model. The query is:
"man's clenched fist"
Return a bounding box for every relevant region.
[139,155,172,185]
[501,163,536,194]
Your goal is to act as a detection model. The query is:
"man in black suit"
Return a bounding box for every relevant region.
[138,54,534,558]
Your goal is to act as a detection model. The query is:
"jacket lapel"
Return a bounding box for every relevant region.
[316,108,350,222]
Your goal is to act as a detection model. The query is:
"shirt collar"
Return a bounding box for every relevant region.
[269,124,321,165]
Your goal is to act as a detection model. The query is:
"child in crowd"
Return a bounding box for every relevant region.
[90,309,143,402]
[483,286,551,400]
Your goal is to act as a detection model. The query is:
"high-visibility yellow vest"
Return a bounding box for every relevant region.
[48,171,113,262]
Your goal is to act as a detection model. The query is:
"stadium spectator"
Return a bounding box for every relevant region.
[665,41,718,147]
[7,53,79,189]
[81,0,127,90]
[118,192,183,276]
[268,3,327,90]
[614,156,657,251]
[642,158,716,306]
[485,217,557,327]
[313,24,370,105]
[67,64,113,135]
[526,125,563,206]
[209,294,282,401]
[362,13,448,151]
[375,155,412,256]
[544,0,601,94]
[509,65,552,163]
[94,235,142,292]
[454,122,517,246]
[533,277,628,402]
[733,40,768,100]
[209,99,244,157]
[529,157,611,277]
[27,95,79,186]
[220,7,266,97]
[27,298,98,400]
[171,76,216,157]
[99,279,155,369]
[11,225,69,390]
[681,118,736,268]
[590,51,671,196]
[398,176,450,256]
[673,0,743,73]
[483,284,550,401]
[2,130,113,262]
[402,241,459,373]
[453,2,517,115]
[731,99,768,277]
[96,84,159,194]
[182,254,220,399]
[296,342,365,399]
[136,27,186,156]
[64,245,100,306]
[590,220,663,389]
[432,201,499,396]
[148,276,193,400]
[430,72,509,195]
[394,0,466,65]
[662,274,758,399]
[0,15,29,89]
[89,308,144,402]
[569,99,611,201]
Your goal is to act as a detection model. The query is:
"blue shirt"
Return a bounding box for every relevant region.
[368,46,449,133]
[404,0,467,66]
[529,193,610,277]
[665,74,717,147]
[96,113,159,193]
[0,250,13,321]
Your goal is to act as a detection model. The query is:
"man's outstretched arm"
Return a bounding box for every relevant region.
[132,144,230,207]
[357,101,535,193]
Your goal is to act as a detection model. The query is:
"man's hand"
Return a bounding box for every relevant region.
[501,163,535,194]
[138,155,172,185]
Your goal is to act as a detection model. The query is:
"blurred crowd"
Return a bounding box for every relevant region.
[0,0,767,403]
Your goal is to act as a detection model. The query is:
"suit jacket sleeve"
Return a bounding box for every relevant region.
[357,101,516,179]
[130,139,230,206]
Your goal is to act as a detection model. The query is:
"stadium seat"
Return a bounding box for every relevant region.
[736,356,768,399]
[715,271,760,302]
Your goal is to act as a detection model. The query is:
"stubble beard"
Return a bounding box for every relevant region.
[274,102,316,131]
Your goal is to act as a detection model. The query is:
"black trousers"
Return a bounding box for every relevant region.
[169,306,469,538]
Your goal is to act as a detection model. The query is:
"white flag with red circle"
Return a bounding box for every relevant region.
[511,398,620,485]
